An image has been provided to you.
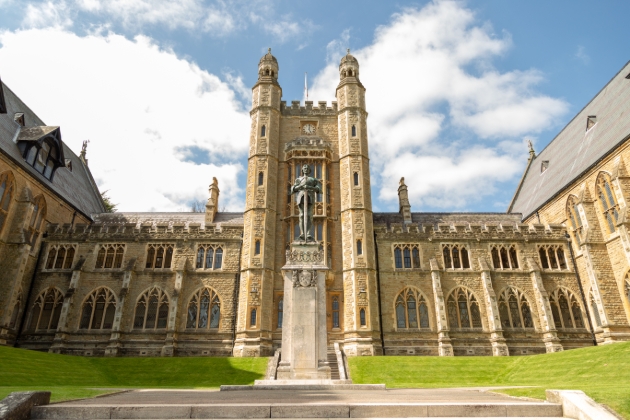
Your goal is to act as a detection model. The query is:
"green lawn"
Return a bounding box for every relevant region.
[349,341,630,419]
[0,346,268,402]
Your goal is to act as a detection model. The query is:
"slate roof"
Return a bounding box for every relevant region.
[509,61,630,220]
[0,80,105,217]
[92,212,244,226]
[373,212,523,228]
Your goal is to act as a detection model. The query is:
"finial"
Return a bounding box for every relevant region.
[527,139,535,157]
[347,48,350,54]
[268,48,271,54]
[399,177,405,186]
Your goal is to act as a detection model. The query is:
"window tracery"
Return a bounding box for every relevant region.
[145,244,174,269]
[538,245,568,270]
[393,244,420,269]
[596,172,619,234]
[95,244,125,269]
[490,245,519,269]
[133,287,169,330]
[27,196,46,249]
[395,287,430,329]
[0,171,15,234]
[442,244,470,269]
[186,287,221,330]
[79,287,117,330]
[29,288,64,331]
[497,287,534,329]
[195,245,223,269]
[549,288,585,329]
[447,287,482,329]
[45,244,76,270]
[566,195,584,242]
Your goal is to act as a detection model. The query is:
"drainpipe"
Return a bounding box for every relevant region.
[231,233,243,349]
[565,233,597,346]
[373,232,386,356]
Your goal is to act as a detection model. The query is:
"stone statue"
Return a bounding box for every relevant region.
[290,164,321,242]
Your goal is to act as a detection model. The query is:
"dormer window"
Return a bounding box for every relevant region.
[586,115,597,131]
[16,127,65,181]
[27,141,59,179]
[14,113,25,126]
[541,160,549,173]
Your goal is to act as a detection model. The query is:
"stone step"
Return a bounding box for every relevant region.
[327,350,340,380]
[32,418,569,420]
[32,402,566,419]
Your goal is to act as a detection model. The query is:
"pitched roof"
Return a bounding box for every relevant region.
[92,212,244,226]
[373,212,523,228]
[509,60,630,219]
[0,81,105,217]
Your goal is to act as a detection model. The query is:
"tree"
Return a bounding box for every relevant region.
[101,190,118,213]
[190,200,206,213]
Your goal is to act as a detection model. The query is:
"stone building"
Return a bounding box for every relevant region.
[1,52,630,357]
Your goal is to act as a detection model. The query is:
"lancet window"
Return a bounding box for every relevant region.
[186,287,221,330]
[0,171,14,234]
[261,125,266,137]
[566,195,584,242]
[538,245,568,270]
[45,244,76,270]
[250,308,257,327]
[277,298,283,329]
[497,287,534,329]
[145,244,174,269]
[549,288,585,329]
[393,244,420,269]
[596,172,619,234]
[79,287,117,330]
[133,287,169,330]
[359,308,366,327]
[28,288,63,331]
[27,196,46,249]
[95,244,125,269]
[332,296,340,329]
[196,245,223,269]
[447,287,482,329]
[490,245,519,270]
[442,244,470,269]
[395,287,430,329]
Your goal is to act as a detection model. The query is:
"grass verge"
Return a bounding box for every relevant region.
[0,346,267,402]
[349,341,630,419]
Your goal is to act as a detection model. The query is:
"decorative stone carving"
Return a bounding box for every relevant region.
[285,249,325,264]
[292,269,317,288]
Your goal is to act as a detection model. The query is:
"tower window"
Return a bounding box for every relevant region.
[250,308,257,327]
[255,240,261,255]
[359,308,366,327]
[261,125,266,137]
[332,296,340,329]
[353,172,359,186]
[357,239,362,255]
[258,171,264,186]
[351,125,356,137]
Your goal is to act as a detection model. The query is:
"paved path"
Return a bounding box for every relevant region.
[53,388,529,406]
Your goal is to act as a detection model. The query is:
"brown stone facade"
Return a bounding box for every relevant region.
[3,52,630,357]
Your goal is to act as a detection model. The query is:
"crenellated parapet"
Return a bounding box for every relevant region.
[280,101,338,116]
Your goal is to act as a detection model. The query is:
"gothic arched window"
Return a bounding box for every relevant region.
[498,287,534,329]
[258,172,264,186]
[196,245,223,269]
[261,125,266,137]
[133,287,169,330]
[186,288,221,330]
[596,172,619,233]
[353,172,359,186]
[29,288,64,331]
[79,287,117,330]
[395,287,430,329]
[277,298,283,329]
[393,245,421,269]
[332,296,340,329]
[549,288,584,329]
[357,239,362,255]
[566,195,584,242]
[491,245,519,269]
[95,244,125,269]
[443,244,470,269]
[255,240,261,255]
[250,308,257,327]
[359,308,366,326]
[45,244,76,270]
[394,247,403,268]
[447,287,482,329]
[351,125,356,137]
[0,171,15,234]
[538,245,568,270]
[145,244,174,269]
[28,196,46,248]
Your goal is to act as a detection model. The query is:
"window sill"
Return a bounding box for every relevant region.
[194,268,223,272]
[144,268,173,272]
[395,328,431,332]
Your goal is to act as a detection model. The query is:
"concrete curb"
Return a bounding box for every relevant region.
[546,390,620,420]
[0,391,50,420]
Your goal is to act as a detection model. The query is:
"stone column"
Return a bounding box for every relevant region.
[429,258,453,356]
[277,243,330,380]
[162,260,185,357]
[527,257,563,353]
[478,258,509,356]
[49,258,86,354]
[105,258,136,357]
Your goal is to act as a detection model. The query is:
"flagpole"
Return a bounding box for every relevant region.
[304,72,308,101]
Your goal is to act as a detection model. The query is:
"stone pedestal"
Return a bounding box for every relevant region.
[277,242,330,380]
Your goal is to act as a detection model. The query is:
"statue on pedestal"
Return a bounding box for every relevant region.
[290,164,321,242]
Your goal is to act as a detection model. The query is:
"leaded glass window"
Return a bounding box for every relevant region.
[446,287,482,329]
[395,287,430,329]
[332,296,340,329]
[549,288,585,329]
[597,172,619,234]
[393,245,420,269]
[28,288,63,331]
[45,244,77,270]
[95,244,125,269]
[442,244,470,269]
[196,244,223,269]
[491,245,519,269]
[186,288,221,330]
[133,287,169,330]
[250,308,257,327]
[498,287,534,329]
[145,244,174,269]
[359,308,366,326]
[79,287,117,330]
[538,245,568,270]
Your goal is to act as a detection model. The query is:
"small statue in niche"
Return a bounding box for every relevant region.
[290,164,321,242]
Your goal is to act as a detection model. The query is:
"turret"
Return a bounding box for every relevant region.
[398,177,412,224]
[256,48,279,86]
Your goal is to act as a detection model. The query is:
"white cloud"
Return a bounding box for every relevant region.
[23,0,73,29]
[0,28,250,211]
[575,45,590,64]
[309,1,568,211]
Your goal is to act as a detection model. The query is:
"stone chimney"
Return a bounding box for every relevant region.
[398,177,412,224]
[205,177,220,224]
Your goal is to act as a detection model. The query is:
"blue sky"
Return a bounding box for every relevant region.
[0,0,628,213]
